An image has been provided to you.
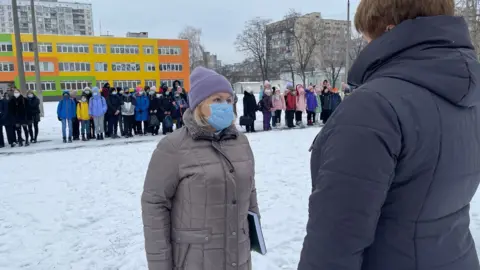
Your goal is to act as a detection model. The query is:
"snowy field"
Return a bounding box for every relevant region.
[1,96,480,269]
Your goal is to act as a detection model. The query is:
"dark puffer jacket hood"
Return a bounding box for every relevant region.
[349,15,480,108]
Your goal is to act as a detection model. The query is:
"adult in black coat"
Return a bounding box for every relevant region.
[106,88,122,138]
[8,89,29,146]
[25,90,40,143]
[1,93,16,147]
[148,93,161,135]
[0,93,7,147]
[159,85,174,135]
[299,12,480,270]
[242,89,257,132]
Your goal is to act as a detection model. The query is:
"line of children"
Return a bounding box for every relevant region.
[241,80,342,131]
[54,81,190,143]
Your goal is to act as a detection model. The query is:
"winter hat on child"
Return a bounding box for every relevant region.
[264,80,271,87]
[151,86,157,92]
[92,87,99,94]
[286,82,294,90]
[188,66,233,110]
[62,90,70,96]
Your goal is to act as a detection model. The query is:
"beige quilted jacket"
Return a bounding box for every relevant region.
[142,108,259,270]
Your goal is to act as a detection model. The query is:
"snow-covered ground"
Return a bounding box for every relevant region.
[1,96,480,269]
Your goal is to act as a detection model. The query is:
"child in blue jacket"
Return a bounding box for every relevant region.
[57,90,77,143]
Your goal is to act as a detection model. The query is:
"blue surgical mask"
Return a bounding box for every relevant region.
[207,103,234,131]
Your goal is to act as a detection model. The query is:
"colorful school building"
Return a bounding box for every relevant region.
[0,33,190,100]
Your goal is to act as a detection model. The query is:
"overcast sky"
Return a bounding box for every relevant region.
[87,0,360,64]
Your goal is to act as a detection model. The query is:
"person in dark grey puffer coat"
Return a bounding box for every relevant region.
[298,2,480,270]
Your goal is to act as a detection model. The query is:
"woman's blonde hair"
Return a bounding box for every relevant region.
[193,99,238,127]
[193,100,210,127]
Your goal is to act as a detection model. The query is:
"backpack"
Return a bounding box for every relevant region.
[163,115,173,129]
[257,99,265,111]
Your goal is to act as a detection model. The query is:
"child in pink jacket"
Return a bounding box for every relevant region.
[295,84,307,127]
[271,88,286,128]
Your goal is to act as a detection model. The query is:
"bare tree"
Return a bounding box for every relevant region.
[322,31,347,88]
[349,31,368,64]
[235,17,272,82]
[178,26,208,71]
[283,10,324,86]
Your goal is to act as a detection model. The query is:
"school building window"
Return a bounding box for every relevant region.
[60,80,91,90]
[57,43,90,53]
[24,61,54,72]
[25,81,56,91]
[113,80,141,89]
[158,46,181,55]
[59,62,91,72]
[111,62,140,72]
[110,45,139,55]
[145,80,156,87]
[94,44,106,54]
[94,62,108,72]
[162,79,184,88]
[0,62,14,72]
[96,80,109,88]
[145,63,156,72]
[0,42,12,52]
[22,42,52,53]
[143,45,154,55]
[160,63,183,72]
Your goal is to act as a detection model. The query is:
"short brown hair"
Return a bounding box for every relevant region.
[354,0,455,40]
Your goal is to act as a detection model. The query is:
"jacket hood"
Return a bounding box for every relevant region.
[349,16,480,107]
[244,91,254,97]
[62,90,70,97]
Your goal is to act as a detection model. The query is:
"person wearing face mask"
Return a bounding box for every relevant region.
[305,86,318,126]
[147,87,161,135]
[76,94,90,141]
[285,82,297,128]
[106,87,122,139]
[25,90,40,143]
[259,88,273,131]
[142,67,259,270]
[135,87,150,135]
[69,90,80,141]
[158,84,173,135]
[83,87,95,139]
[56,90,77,143]
[171,86,189,129]
[8,89,30,146]
[88,87,107,140]
[271,87,286,128]
[120,88,136,138]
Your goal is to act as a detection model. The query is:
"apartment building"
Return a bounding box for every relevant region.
[266,12,348,79]
[0,33,190,100]
[0,0,93,36]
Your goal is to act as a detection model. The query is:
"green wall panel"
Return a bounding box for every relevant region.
[15,75,97,97]
[0,34,13,56]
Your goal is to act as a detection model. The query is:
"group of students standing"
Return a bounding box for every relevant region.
[56,80,189,143]
[241,80,343,132]
[0,89,41,148]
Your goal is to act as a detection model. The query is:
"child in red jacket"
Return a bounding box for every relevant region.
[285,82,297,128]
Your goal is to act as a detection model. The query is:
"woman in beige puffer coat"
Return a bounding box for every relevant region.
[142,67,260,270]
